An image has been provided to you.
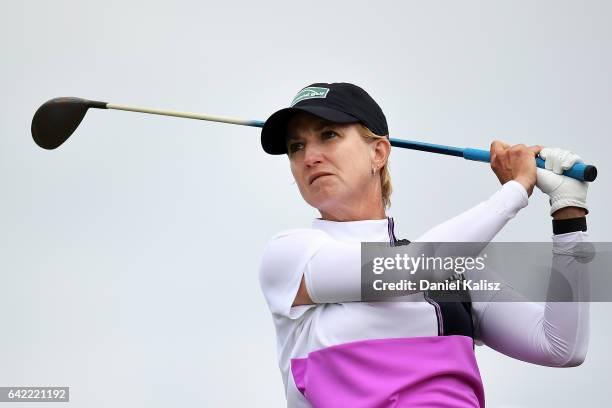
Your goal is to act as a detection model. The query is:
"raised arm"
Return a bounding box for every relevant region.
[470,229,591,366]
[471,147,591,366]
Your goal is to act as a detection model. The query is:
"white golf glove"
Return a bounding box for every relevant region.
[536,147,589,215]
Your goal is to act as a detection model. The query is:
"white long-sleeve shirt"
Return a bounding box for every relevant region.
[259,180,590,408]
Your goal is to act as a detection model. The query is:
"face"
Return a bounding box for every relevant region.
[286,112,387,215]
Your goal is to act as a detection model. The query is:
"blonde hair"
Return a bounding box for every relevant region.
[359,125,393,209]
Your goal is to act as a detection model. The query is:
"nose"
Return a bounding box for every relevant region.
[303,143,324,168]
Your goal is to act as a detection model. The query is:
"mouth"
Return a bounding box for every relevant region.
[308,172,334,185]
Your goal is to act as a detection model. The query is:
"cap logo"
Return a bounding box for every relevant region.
[290,87,330,106]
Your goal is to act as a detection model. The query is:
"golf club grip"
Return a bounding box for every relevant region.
[462,148,597,182]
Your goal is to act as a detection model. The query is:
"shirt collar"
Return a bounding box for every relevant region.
[311,216,396,243]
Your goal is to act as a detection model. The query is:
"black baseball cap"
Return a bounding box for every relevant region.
[261,82,389,155]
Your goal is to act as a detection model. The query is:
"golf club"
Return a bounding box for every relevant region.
[31,97,598,182]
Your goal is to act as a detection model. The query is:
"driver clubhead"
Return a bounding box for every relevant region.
[31,97,105,150]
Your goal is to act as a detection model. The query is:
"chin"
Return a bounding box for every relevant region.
[301,180,347,210]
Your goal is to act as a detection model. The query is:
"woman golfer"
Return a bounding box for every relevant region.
[258,83,590,408]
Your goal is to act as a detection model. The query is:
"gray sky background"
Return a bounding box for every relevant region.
[1,1,610,406]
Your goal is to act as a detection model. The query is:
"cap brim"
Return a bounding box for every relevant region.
[261,106,359,155]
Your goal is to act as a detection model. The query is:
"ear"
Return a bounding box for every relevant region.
[370,138,391,168]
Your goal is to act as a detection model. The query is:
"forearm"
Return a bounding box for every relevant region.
[473,230,591,367]
[415,180,528,243]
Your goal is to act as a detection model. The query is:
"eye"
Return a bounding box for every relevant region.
[321,130,338,140]
[288,142,304,154]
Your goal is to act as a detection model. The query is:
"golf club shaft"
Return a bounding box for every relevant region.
[98,101,596,182]
[107,103,265,128]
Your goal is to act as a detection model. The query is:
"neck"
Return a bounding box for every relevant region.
[318,192,386,222]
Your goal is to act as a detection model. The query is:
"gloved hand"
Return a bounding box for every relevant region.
[536,147,589,215]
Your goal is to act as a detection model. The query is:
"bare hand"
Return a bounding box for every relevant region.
[490,141,542,197]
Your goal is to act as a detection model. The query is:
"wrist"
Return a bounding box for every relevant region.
[552,206,587,220]
[493,180,529,217]
[513,176,534,197]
